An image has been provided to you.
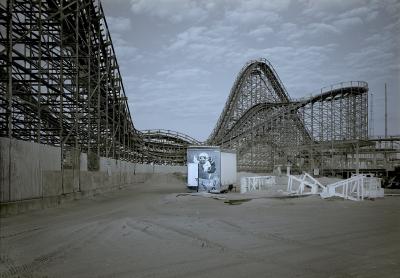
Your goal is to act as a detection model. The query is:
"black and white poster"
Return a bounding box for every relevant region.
[187,148,220,192]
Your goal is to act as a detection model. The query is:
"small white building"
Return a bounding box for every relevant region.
[187,146,237,192]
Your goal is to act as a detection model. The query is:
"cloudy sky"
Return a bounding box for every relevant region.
[101,0,400,141]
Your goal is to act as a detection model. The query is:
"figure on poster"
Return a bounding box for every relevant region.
[193,152,219,191]
[194,152,215,178]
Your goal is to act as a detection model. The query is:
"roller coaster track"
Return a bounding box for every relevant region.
[208,58,292,144]
[139,129,200,165]
[0,0,145,168]
[207,58,369,171]
[0,0,201,167]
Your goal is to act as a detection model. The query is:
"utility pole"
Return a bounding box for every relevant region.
[385,83,387,138]
[370,92,374,137]
[384,83,388,177]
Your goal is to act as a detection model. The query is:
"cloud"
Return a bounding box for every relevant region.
[365,11,379,22]
[300,0,366,17]
[166,25,239,63]
[110,34,143,67]
[248,25,274,41]
[347,49,394,74]
[234,0,291,12]
[238,44,341,97]
[168,26,208,50]
[328,5,379,29]
[103,16,143,67]
[278,22,340,42]
[222,0,290,26]
[299,0,395,31]
[224,10,281,25]
[337,6,371,19]
[106,16,132,33]
[156,68,210,79]
[130,0,290,24]
[344,37,397,79]
[128,68,219,139]
[380,0,400,16]
[130,0,210,23]
[332,17,363,28]
[307,23,340,34]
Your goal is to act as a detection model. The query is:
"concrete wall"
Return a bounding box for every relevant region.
[1,137,61,202]
[0,138,186,207]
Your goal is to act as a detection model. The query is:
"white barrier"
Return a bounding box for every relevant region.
[241,173,384,201]
[287,173,325,195]
[363,176,385,198]
[240,176,276,193]
[320,175,384,201]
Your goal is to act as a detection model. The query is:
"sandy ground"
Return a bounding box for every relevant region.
[1,174,399,278]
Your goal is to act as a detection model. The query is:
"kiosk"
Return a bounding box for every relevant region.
[187,146,237,192]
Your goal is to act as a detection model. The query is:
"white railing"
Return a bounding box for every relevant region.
[287,173,384,201]
[287,173,325,195]
[320,175,383,201]
[240,176,276,193]
[320,175,364,201]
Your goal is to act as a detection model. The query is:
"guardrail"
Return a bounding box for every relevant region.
[240,176,276,193]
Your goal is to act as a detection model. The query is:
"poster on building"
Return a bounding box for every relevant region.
[187,148,220,192]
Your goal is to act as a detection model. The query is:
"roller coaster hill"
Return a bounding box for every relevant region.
[1,0,399,180]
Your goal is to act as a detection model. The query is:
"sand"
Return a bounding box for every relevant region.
[1,174,399,277]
